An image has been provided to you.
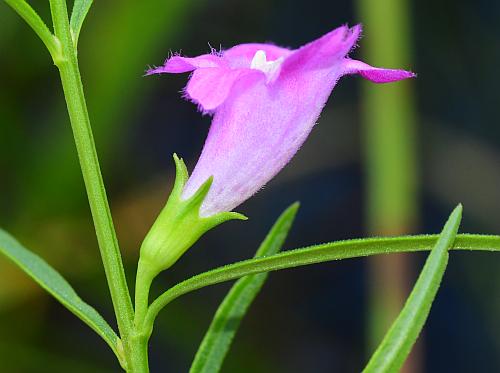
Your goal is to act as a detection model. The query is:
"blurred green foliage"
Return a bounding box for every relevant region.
[1,0,499,372]
[1,0,199,370]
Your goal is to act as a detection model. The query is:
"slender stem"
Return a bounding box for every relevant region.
[128,259,159,372]
[134,258,157,330]
[48,0,137,369]
[4,0,60,57]
[356,0,418,369]
[127,332,150,373]
[357,0,417,235]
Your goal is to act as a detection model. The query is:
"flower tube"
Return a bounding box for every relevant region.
[148,25,415,217]
[140,25,415,274]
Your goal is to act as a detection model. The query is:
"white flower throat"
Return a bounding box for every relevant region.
[250,50,284,82]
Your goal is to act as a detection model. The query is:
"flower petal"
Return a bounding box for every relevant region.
[182,59,343,216]
[152,25,417,216]
[185,67,261,111]
[342,59,416,83]
[281,25,361,74]
[146,54,224,75]
[223,43,291,68]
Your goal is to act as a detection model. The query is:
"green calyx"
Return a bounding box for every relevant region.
[139,154,247,276]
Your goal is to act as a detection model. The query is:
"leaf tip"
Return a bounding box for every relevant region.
[452,203,463,220]
[286,201,301,216]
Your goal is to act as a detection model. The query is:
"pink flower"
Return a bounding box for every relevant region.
[148,25,415,217]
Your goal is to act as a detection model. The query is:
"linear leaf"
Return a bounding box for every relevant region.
[0,228,122,362]
[70,0,93,45]
[363,204,462,372]
[4,0,59,55]
[146,231,499,326]
[190,203,300,373]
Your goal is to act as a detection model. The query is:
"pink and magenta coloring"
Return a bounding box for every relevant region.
[148,25,415,217]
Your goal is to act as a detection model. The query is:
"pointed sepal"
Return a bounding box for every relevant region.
[139,154,246,276]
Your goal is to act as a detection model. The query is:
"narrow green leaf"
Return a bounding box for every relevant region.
[363,204,463,373]
[4,0,59,56]
[0,229,122,363]
[145,231,499,327]
[69,0,93,45]
[190,202,300,373]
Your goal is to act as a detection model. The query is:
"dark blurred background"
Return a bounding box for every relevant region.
[1,0,499,372]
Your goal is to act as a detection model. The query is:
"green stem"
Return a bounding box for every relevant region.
[4,0,60,57]
[127,332,150,373]
[356,0,418,362]
[134,258,157,331]
[48,0,140,370]
[127,258,157,373]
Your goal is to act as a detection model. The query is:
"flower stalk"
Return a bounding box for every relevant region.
[133,154,246,353]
